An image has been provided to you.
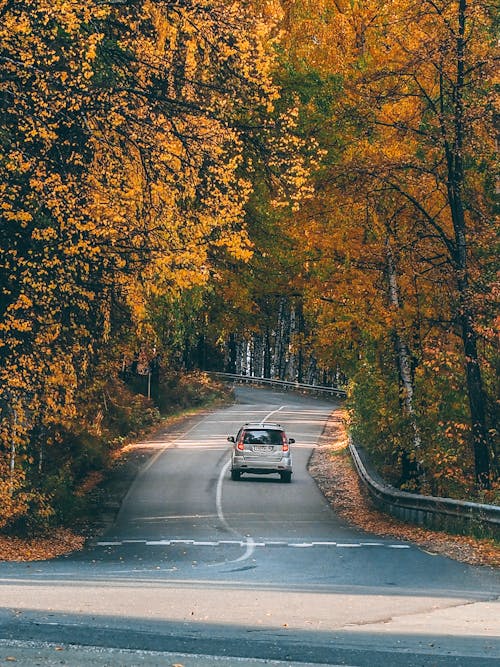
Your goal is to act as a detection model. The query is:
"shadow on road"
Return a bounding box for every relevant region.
[0,606,499,666]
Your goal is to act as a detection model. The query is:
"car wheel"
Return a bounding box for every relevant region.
[231,470,241,481]
[280,471,292,483]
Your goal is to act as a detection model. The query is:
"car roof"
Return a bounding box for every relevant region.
[241,422,283,430]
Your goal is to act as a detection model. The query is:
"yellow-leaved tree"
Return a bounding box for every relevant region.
[0,0,308,530]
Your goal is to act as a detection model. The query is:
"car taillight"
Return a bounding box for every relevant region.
[281,432,289,452]
[237,435,245,451]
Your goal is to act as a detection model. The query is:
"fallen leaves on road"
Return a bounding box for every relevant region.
[0,528,85,562]
[308,411,500,568]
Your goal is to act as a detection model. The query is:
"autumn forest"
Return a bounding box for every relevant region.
[0,0,498,532]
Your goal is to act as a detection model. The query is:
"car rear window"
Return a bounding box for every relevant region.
[243,429,283,445]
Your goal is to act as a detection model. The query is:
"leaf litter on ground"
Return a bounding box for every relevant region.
[308,408,499,568]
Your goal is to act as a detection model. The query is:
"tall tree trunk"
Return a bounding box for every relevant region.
[252,334,263,377]
[9,407,18,488]
[458,294,491,487]
[385,237,422,454]
[296,301,304,383]
[264,327,271,378]
[285,305,297,381]
[445,0,490,487]
[273,298,286,378]
[227,333,237,374]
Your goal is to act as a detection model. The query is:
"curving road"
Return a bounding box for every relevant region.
[0,386,499,666]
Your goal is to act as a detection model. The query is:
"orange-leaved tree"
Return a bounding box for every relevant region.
[270,0,498,493]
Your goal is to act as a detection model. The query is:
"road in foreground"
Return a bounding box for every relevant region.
[0,386,499,666]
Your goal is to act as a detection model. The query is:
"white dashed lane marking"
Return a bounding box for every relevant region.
[95,540,411,549]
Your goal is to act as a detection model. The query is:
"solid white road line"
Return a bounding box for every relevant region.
[216,459,233,534]
[213,405,286,563]
[215,460,256,565]
[262,405,285,423]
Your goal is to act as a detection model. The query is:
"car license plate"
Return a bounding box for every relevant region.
[253,445,273,452]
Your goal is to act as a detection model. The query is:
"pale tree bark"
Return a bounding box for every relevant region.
[385,237,422,455]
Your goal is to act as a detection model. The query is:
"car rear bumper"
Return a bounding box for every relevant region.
[231,455,292,474]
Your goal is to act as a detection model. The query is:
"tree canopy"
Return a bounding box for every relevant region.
[0,0,497,531]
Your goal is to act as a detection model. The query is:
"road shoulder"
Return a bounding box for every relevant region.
[0,406,223,562]
[308,406,500,568]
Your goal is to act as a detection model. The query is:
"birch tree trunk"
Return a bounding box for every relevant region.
[385,237,422,454]
[264,326,271,378]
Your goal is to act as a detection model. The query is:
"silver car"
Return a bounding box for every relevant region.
[228,422,294,483]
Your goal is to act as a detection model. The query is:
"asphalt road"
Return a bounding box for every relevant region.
[0,386,499,666]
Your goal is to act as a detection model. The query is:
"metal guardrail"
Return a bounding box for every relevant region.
[349,439,500,540]
[209,372,347,398]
